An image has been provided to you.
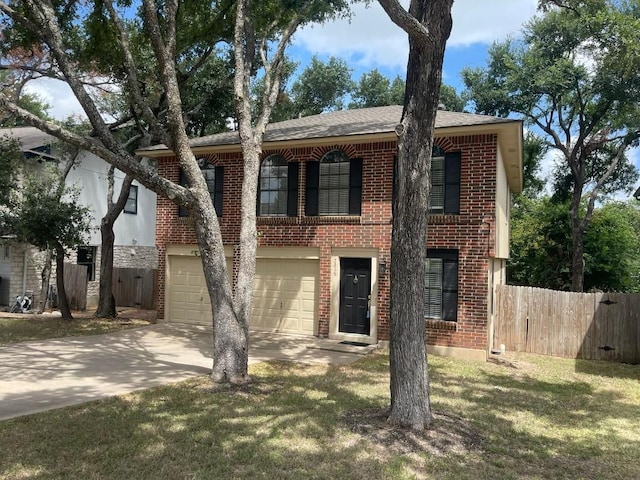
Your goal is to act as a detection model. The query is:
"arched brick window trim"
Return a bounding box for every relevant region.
[262,149,294,162]
[310,144,358,161]
[305,147,362,216]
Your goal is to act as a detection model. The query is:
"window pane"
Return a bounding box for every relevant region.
[259,154,288,216]
[319,150,350,215]
[430,156,445,212]
[424,258,443,319]
[124,185,138,214]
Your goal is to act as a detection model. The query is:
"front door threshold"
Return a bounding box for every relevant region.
[330,331,376,346]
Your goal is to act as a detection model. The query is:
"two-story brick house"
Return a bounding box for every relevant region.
[144,105,523,360]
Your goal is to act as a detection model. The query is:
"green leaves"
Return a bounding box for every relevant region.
[290,55,353,117]
[11,163,93,252]
[0,145,92,253]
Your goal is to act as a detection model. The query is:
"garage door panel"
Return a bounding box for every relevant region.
[167,256,230,325]
[251,259,318,335]
[168,255,317,334]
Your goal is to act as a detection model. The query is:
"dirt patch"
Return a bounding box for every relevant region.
[115,308,157,323]
[342,407,484,457]
[0,308,157,322]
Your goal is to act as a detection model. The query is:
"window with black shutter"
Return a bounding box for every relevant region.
[424,249,458,321]
[429,146,461,215]
[258,154,298,217]
[177,162,224,217]
[305,150,362,216]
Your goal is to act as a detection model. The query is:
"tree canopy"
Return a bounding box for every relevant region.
[0,0,356,381]
[463,0,640,291]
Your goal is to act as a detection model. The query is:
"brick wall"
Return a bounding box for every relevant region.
[155,134,499,351]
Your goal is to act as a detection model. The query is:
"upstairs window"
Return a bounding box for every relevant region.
[124,185,138,214]
[430,146,460,215]
[424,249,458,321]
[178,160,224,217]
[305,150,362,216]
[258,154,299,217]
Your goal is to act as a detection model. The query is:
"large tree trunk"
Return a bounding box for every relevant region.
[35,249,53,314]
[380,0,453,430]
[95,171,133,318]
[95,218,117,318]
[570,187,585,292]
[193,206,250,384]
[55,247,73,320]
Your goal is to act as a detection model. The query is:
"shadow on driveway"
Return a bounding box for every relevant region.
[0,324,373,420]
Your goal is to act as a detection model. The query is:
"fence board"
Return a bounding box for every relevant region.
[112,268,157,309]
[64,263,87,311]
[495,285,640,364]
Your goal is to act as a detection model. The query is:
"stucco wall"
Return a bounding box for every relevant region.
[65,151,157,247]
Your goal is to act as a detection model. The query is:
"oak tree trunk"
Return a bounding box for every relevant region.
[55,247,73,320]
[381,0,453,430]
[35,249,53,314]
[570,187,585,292]
[95,218,117,317]
[95,172,133,318]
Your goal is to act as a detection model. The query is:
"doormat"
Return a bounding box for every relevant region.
[339,341,370,347]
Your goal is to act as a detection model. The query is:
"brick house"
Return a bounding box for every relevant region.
[144,105,523,360]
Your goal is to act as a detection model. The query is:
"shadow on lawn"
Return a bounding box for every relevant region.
[573,356,640,380]
[0,360,397,479]
[428,359,640,480]
[2,353,639,480]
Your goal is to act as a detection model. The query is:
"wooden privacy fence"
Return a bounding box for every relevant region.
[63,263,88,311]
[112,268,157,309]
[495,285,640,363]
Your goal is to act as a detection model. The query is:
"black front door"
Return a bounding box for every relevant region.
[339,258,371,335]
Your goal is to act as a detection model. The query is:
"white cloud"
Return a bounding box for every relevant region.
[293,0,539,71]
[449,0,538,47]
[24,77,86,121]
[25,1,540,120]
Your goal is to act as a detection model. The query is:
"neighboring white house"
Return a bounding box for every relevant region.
[0,126,157,309]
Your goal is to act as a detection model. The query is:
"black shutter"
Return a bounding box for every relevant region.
[214,166,224,217]
[348,158,363,215]
[305,161,319,216]
[256,166,262,216]
[178,168,189,217]
[444,152,461,214]
[427,249,459,322]
[442,256,458,321]
[287,162,299,217]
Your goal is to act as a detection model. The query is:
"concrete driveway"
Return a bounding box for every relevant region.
[0,323,375,421]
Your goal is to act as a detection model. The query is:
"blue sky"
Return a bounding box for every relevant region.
[290,0,538,93]
[26,0,638,194]
[30,0,540,120]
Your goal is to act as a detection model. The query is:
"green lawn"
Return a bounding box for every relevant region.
[0,315,153,345]
[1,351,638,480]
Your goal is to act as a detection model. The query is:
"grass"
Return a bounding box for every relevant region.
[0,350,638,480]
[0,314,153,345]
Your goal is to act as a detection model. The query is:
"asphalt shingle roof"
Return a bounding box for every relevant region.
[144,105,517,152]
[0,126,53,152]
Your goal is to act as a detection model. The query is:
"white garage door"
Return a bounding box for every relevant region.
[167,255,318,334]
[167,255,231,325]
[251,258,318,335]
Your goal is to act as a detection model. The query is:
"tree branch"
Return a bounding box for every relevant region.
[378,0,431,43]
[102,0,165,143]
[0,93,189,203]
